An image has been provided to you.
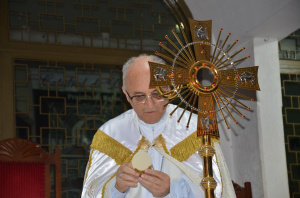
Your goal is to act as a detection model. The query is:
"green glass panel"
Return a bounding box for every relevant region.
[15,96,28,113]
[288,51,295,59]
[74,0,99,6]
[76,69,101,86]
[68,158,79,168]
[59,109,77,135]
[86,119,94,129]
[293,97,299,108]
[287,109,300,123]
[101,93,113,108]
[111,71,122,88]
[289,136,300,152]
[285,81,300,96]
[47,0,63,2]
[61,159,67,177]
[142,31,158,51]
[154,24,175,40]
[285,144,297,167]
[9,11,27,28]
[50,115,57,127]
[282,95,292,108]
[295,125,300,136]
[66,191,80,198]
[153,0,170,12]
[142,5,155,31]
[289,179,300,196]
[296,51,300,60]
[291,74,297,80]
[9,1,46,21]
[126,4,140,28]
[40,67,65,84]
[40,14,65,31]
[16,127,29,140]
[128,32,141,50]
[93,2,115,27]
[77,99,102,116]
[28,21,39,30]
[279,51,286,59]
[102,108,113,119]
[94,118,105,129]
[100,71,112,89]
[281,74,290,87]
[76,17,100,35]
[169,15,177,24]
[294,193,300,198]
[284,122,294,142]
[111,20,134,37]
[41,97,66,115]
[160,13,169,24]
[79,160,88,177]
[78,129,96,146]
[110,0,132,9]
[63,139,81,154]
[62,192,67,198]
[62,169,83,197]
[291,164,300,180]
[65,25,76,34]
[8,0,179,51]
[113,100,123,117]
[47,2,56,14]
[41,128,66,146]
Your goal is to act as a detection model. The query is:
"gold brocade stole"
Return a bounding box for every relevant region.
[86,129,220,197]
[90,129,133,165]
[170,132,220,161]
[88,129,220,167]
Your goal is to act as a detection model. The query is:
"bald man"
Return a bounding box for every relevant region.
[81,55,235,198]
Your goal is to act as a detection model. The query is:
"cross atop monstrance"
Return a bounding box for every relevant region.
[149,19,260,198]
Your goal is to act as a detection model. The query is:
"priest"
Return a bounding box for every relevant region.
[81,54,235,198]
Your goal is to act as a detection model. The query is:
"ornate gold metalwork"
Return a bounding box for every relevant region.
[149,18,261,198]
[199,135,217,198]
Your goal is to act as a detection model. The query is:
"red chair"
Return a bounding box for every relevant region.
[0,138,61,198]
[232,181,253,198]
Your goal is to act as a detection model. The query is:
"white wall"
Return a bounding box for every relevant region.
[185,0,300,197]
[254,37,290,198]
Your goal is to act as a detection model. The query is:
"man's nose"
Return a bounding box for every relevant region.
[144,95,155,107]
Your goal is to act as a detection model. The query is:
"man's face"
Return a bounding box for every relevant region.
[122,56,168,124]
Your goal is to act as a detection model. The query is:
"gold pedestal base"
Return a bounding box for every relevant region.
[199,135,217,198]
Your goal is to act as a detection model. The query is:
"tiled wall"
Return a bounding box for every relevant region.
[15,59,124,198]
[281,73,300,198]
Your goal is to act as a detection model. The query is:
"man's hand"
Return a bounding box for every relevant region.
[115,162,139,193]
[138,169,170,197]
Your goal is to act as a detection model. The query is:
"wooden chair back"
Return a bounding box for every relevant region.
[0,138,61,198]
[232,181,253,198]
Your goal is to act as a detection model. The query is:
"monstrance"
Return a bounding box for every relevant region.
[149,19,260,198]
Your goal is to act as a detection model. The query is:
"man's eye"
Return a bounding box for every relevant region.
[134,95,146,101]
[152,93,160,98]
[135,95,145,98]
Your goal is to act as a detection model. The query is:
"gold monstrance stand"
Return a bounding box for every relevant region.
[149,19,260,198]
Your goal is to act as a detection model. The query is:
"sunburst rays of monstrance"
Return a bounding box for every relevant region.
[149,19,260,198]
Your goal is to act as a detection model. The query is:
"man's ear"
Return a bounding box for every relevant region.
[122,87,130,103]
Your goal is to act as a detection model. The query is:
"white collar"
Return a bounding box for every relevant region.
[133,107,170,142]
[137,109,168,130]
